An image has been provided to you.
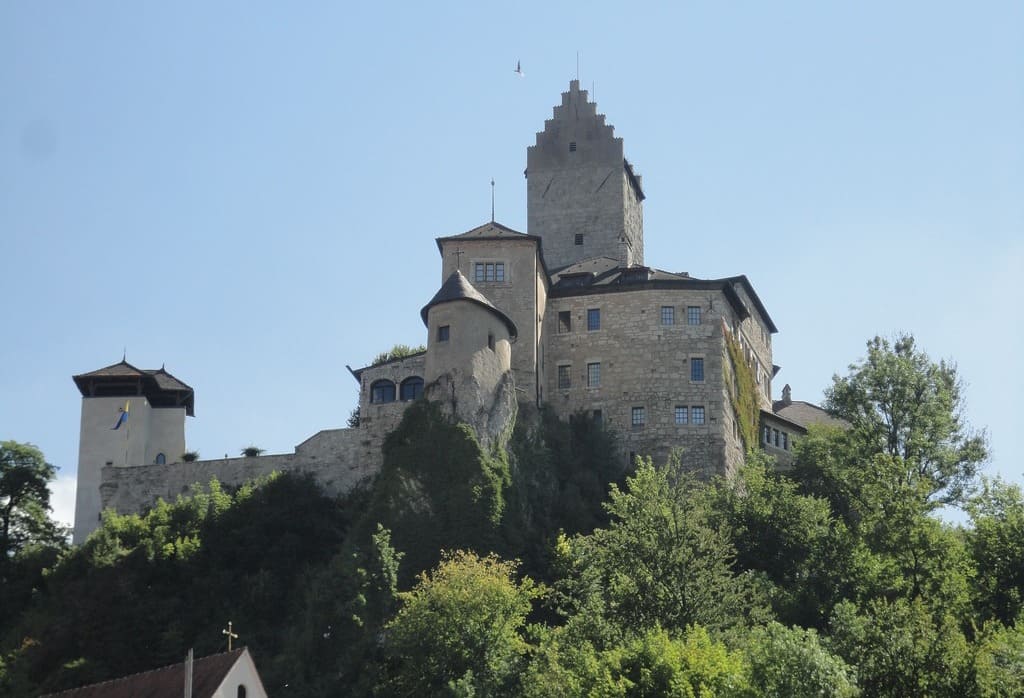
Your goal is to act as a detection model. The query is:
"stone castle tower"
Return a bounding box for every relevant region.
[71,361,194,543]
[527,79,645,270]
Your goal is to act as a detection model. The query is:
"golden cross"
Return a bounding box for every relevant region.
[222,621,239,651]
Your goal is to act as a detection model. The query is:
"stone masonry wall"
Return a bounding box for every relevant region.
[100,426,381,517]
[544,287,734,477]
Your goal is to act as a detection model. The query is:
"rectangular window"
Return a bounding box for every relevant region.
[692,406,705,425]
[587,308,601,331]
[675,406,688,424]
[587,362,601,387]
[661,306,674,326]
[764,425,771,444]
[574,233,584,246]
[557,365,571,390]
[438,325,450,342]
[687,306,702,325]
[691,357,704,382]
[631,406,645,429]
[558,310,571,333]
[474,262,505,282]
[774,429,780,447]
[782,432,789,451]
[593,409,603,427]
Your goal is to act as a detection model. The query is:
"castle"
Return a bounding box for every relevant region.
[72,80,834,545]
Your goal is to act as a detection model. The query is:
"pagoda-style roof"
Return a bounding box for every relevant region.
[420,270,518,339]
[73,360,195,416]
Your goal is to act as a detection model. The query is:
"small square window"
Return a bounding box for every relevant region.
[692,406,705,425]
[574,233,584,246]
[587,308,601,331]
[691,357,704,382]
[687,306,702,325]
[558,365,571,390]
[587,362,600,387]
[661,306,674,326]
[438,325,450,342]
[675,406,688,424]
[631,406,645,429]
[558,311,571,333]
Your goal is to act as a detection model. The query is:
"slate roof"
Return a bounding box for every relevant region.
[771,401,848,430]
[435,220,551,278]
[548,259,777,333]
[420,270,518,339]
[73,360,196,416]
[41,648,247,698]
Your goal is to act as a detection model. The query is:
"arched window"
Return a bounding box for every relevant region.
[237,686,247,698]
[370,380,396,404]
[400,376,424,401]
[155,453,166,465]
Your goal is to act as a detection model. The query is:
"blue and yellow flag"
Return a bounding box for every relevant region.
[111,400,130,430]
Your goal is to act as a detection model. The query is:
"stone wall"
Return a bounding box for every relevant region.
[527,80,642,270]
[100,426,379,517]
[544,286,733,475]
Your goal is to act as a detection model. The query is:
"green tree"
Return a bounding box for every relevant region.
[371,343,426,365]
[708,452,837,627]
[967,478,1024,624]
[973,620,1024,697]
[0,441,64,560]
[742,622,858,697]
[522,625,749,698]
[825,334,986,505]
[560,458,766,642]
[381,550,538,696]
[829,597,972,698]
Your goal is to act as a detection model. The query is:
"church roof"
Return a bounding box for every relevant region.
[73,360,195,416]
[420,270,518,339]
[40,648,251,698]
[549,260,777,333]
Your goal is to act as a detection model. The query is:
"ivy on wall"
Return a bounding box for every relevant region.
[724,325,760,452]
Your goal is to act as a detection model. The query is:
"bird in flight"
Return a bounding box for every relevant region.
[514,60,524,77]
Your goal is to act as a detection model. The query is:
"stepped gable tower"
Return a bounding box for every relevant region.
[527,79,645,271]
[71,360,193,543]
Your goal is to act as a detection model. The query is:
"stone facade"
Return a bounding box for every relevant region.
[74,79,820,535]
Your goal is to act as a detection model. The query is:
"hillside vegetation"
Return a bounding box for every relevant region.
[2,335,1022,697]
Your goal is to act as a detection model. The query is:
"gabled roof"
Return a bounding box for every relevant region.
[41,648,250,698]
[772,400,847,430]
[420,270,518,339]
[73,360,195,416]
[436,220,533,247]
[435,220,550,280]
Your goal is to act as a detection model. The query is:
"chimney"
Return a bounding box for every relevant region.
[781,384,792,406]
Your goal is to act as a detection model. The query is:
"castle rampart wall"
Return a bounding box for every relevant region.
[99,426,383,519]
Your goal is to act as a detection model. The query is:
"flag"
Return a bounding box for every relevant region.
[111,400,130,430]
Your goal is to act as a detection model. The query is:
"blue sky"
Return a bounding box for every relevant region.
[2,2,1021,528]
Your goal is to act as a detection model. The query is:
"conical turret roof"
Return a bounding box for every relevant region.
[420,270,518,339]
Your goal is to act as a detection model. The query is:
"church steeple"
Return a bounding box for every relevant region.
[526,80,645,271]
